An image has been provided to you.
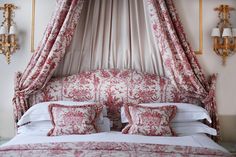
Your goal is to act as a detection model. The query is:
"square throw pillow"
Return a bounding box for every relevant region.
[122,103,177,136]
[47,103,103,136]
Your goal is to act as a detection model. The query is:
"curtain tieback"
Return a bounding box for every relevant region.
[14,71,22,91]
[13,71,27,98]
[202,74,217,110]
[14,92,26,98]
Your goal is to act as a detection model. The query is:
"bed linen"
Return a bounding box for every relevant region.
[0,132,231,157]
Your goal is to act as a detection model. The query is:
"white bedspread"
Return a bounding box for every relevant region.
[1,132,227,153]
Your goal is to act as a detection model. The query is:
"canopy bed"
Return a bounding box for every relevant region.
[0,0,232,156]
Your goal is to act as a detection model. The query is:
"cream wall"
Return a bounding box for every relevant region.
[175,0,236,142]
[0,0,55,138]
[0,0,235,141]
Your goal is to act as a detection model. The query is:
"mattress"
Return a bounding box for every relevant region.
[2,132,227,152]
[0,132,231,156]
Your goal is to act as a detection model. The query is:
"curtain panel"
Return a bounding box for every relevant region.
[13,0,85,122]
[146,0,219,139]
[54,0,165,77]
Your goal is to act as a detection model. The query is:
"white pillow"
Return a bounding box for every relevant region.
[121,103,212,123]
[17,121,53,136]
[172,122,217,136]
[17,101,107,126]
[18,118,111,136]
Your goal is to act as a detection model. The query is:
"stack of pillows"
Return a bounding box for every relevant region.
[18,101,111,136]
[17,101,217,137]
[121,103,216,136]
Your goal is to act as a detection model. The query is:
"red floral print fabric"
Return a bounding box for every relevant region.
[146,0,219,138]
[12,0,85,122]
[48,103,103,136]
[0,141,232,157]
[12,0,219,141]
[122,104,177,136]
[28,69,179,131]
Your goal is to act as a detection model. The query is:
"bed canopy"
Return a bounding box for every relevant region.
[13,0,219,139]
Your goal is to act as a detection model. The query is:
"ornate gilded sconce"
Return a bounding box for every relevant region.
[0,4,19,64]
[211,5,236,65]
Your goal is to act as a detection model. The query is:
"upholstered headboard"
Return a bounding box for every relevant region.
[28,69,180,130]
[29,69,179,104]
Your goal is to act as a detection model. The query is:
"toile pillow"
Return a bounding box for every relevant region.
[17,101,107,126]
[121,103,212,124]
[122,103,177,136]
[18,117,112,136]
[47,103,103,136]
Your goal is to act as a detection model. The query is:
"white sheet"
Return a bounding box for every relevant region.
[1,132,227,153]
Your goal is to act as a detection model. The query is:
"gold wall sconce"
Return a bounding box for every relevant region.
[211,5,236,65]
[0,4,19,64]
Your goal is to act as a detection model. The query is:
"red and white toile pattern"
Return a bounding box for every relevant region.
[12,0,219,141]
[12,0,85,122]
[122,104,176,136]
[47,103,102,136]
[28,69,179,130]
[146,0,219,137]
[0,141,232,157]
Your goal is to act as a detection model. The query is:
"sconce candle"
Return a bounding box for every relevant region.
[0,4,19,64]
[211,5,236,65]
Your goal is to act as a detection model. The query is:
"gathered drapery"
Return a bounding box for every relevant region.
[54,0,165,77]
[13,0,85,122]
[146,0,219,139]
[13,0,219,140]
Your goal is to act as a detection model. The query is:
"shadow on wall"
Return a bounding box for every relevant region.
[219,115,236,142]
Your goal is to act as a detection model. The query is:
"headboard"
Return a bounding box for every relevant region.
[28,69,180,130]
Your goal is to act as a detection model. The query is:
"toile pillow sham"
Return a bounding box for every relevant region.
[121,103,212,124]
[18,117,112,136]
[122,103,177,136]
[17,101,107,126]
[47,103,103,136]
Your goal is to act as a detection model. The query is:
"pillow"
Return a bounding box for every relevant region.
[122,103,177,136]
[171,122,217,136]
[47,103,103,136]
[121,103,211,123]
[17,101,107,126]
[18,117,111,136]
[18,121,53,136]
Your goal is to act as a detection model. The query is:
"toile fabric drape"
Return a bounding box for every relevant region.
[12,0,219,141]
[54,0,165,77]
[13,0,85,122]
[146,0,219,139]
